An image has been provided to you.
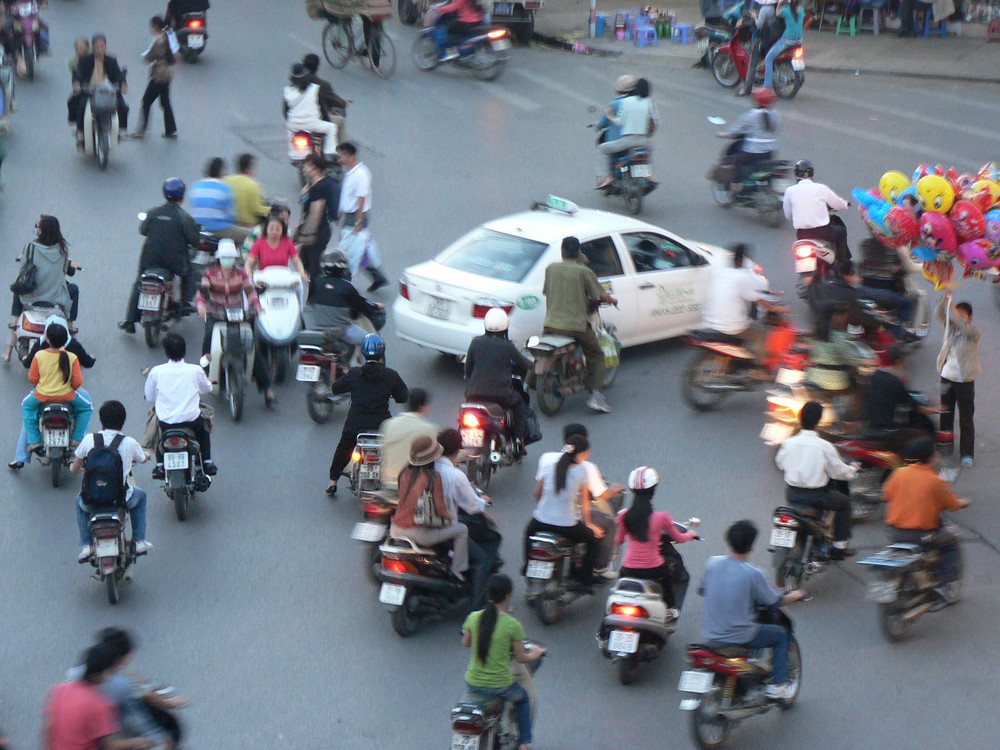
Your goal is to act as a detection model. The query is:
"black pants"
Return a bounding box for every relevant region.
[797,224,851,272]
[621,564,678,607]
[200,320,271,391]
[75,92,129,133]
[139,79,176,135]
[940,378,974,458]
[467,392,528,445]
[11,283,78,320]
[158,417,211,461]
[731,150,772,183]
[522,518,597,585]
[465,535,492,611]
[329,420,379,482]
[888,525,960,583]
[124,269,193,324]
[298,225,332,282]
[786,485,852,541]
[361,16,381,66]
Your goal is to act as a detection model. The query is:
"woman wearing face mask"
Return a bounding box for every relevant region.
[195,240,276,407]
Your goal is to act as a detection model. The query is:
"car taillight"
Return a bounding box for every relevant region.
[382,558,417,574]
[187,18,203,28]
[529,546,560,561]
[292,133,311,152]
[362,501,393,517]
[487,28,507,39]
[472,299,514,318]
[452,720,484,735]
[793,45,804,58]
[399,278,410,300]
[461,412,481,428]
[794,244,814,259]
[610,604,648,618]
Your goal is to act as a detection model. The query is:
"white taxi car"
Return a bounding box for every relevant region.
[393,197,754,357]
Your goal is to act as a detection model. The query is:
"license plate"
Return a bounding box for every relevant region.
[776,368,803,385]
[193,250,214,266]
[461,428,484,448]
[94,538,119,559]
[773,179,794,194]
[164,451,189,471]
[791,57,805,71]
[630,164,652,178]
[296,364,321,382]
[492,2,513,13]
[426,296,451,320]
[770,527,797,548]
[451,734,480,750]
[609,630,640,654]
[867,580,899,603]
[225,308,245,322]
[359,466,380,481]
[678,670,715,693]
[697,38,709,54]
[138,293,162,311]
[491,38,512,51]
[379,582,407,605]
[188,34,204,49]
[760,422,793,446]
[269,296,289,310]
[44,429,68,448]
[795,255,817,274]
[526,560,555,579]
[351,522,387,542]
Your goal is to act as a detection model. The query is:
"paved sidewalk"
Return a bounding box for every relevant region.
[533,0,1000,82]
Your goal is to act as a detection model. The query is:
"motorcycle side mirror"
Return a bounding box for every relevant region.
[137,212,147,221]
[707,116,727,126]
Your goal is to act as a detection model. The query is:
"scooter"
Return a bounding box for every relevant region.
[289,129,342,186]
[588,113,657,216]
[207,306,256,421]
[411,22,511,81]
[11,0,42,81]
[253,266,302,385]
[296,328,351,423]
[9,300,63,362]
[35,402,75,487]
[524,530,606,625]
[712,17,805,99]
[176,12,208,62]
[160,425,211,521]
[81,79,122,170]
[351,489,397,584]
[0,47,14,130]
[81,504,145,605]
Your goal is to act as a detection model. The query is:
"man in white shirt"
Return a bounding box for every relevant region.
[775,400,857,558]
[702,243,784,371]
[783,160,851,273]
[143,333,215,478]
[336,141,388,293]
[379,388,439,490]
[71,400,152,562]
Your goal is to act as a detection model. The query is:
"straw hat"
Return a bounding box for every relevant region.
[409,435,443,466]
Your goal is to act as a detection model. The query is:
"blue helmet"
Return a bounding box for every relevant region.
[360,333,385,361]
[162,177,186,202]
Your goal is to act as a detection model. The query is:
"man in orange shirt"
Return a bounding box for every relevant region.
[883,437,969,604]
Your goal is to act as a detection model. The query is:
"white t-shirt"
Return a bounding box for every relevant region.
[533,452,588,526]
[74,430,148,500]
[702,266,767,335]
[144,360,213,424]
[283,83,322,128]
[339,162,373,216]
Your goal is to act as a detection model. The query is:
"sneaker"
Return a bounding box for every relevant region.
[151,465,165,480]
[162,132,178,139]
[134,540,153,555]
[117,321,136,334]
[587,392,611,413]
[130,130,146,139]
[594,567,619,580]
[8,460,23,471]
[203,462,218,476]
[961,456,973,468]
[829,547,856,560]
[367,277,390,293]
[78,545,93,563]
[765,682,795,701]
[666,607,681,620]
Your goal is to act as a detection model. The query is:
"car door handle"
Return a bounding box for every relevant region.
[638,283,654,290]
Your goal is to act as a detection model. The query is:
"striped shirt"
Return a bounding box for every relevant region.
[197,265,260,315]
[189,178,235,231]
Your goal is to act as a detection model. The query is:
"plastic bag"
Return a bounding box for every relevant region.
[599,326,619,370]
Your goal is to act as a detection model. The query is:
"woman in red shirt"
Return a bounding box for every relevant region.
[245,214,308,284]
[431,0,484,61]
[615,466,698,614]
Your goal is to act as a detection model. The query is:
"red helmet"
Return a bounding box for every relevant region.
[752,87,776,108]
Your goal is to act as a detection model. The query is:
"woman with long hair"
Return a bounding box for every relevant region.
[596,76,659,188]
[762,0,804,88]
[461,574,546,750]
[616,466,698,612]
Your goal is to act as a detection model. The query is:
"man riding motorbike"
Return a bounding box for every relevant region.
[189,156,243,243]
[284,63,338,161]
[72,34,128,150]
[782,160,851,275]
[430,0,484,62]
[775,400,857,559]
[862,344,938,453]
[164,0,209,29]
[464,307,532,448]
[718,86,779,198]
[380,388,439,491]
[302,249,383,344]
[302,52,350,144]
[119,178,200,333]
[807,261,908,336]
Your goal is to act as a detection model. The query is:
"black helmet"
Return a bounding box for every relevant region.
[319,249,349,276]
[162,177,186,202]
[794,160,814,180]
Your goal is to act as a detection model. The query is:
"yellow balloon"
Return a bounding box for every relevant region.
[970,179,1000,207]
[916,174,955,213]
[879,170,911,204]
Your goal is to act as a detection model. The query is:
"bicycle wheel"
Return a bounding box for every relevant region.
[323,21,352,69]
[368,25,397,78]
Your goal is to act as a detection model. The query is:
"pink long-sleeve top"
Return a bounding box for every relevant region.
[437,0,484,23]
[615,510,696,569]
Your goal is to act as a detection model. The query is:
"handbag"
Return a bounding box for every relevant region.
[10,244,38,296]
[525,406,543,445]
[409,469,450,528]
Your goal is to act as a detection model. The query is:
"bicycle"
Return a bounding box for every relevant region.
[322,15,397,79]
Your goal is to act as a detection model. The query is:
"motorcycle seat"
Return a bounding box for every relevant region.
[691,329,743,345]
[141,268,174,282]
[529,531,573,550]
[463,401,506,420]
[692,642,752,657]
[89,508,128,525]
[456,694,505,717]
[41,403,73,416]
[776,504,823,520]
[614,577,663,597]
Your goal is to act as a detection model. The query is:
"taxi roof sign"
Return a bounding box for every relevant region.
[533,195,579,216]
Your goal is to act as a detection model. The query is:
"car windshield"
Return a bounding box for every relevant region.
[436,229,548,283]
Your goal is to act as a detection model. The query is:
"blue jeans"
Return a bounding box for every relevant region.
[763,36,800,88]
[76,488,148,545]
[22,388,93,444]
[465,681,531,744]
[743,624,790,683]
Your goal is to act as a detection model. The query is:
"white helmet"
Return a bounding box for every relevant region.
[216,238,240,260]
[483,307,509,333]
[627,466,659,491]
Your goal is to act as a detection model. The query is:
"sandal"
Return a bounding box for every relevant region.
[2,346,12,364]
[8,460,23,471]
[325,484,338,496]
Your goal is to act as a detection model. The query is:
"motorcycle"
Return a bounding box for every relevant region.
[411,23,511,81]
[160,425,211,521]
[712,17,805,99]
[9,300,63,362]
[35,402,75,487]
[351,489,397,583]
[81,504,145,605]
[253,266,302,385]
[706,117,793,228]
[81,78,123,170]
[136,269,187,349]
[449,640,545,750]
[289,127,343,186]
[527,311,620,417]
[207,306,256,421]
[0,47,13,130]
[769,500,851,589]
[679,606,802,749]
[296,328,351,423]
[597,519,700,685]
[858,523,964,642]
[458,388,526,492]
[600,146,657,216]
[694,19,734,69]
[523,530,607,625]
[11,0,41,80]
[377,534,501,636]
[176,12,208,62]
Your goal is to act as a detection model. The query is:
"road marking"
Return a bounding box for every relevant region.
[286,32,315,50]
[476,81,541,112]
[510,68,598,107]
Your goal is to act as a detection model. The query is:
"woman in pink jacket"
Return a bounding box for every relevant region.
[431,0,484,61]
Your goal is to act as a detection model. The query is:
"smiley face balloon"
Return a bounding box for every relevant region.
[971,179,1000,209]
[916,174,955,213]
[956,238,1000,271]
[984,209,1000,245]
[878,171,911,205]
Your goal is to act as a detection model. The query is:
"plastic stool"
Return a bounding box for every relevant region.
[671,22,694,43]
[835,14,857,34]
[633,25,658,46]
[594,13,610,36]
[918,6,946,36]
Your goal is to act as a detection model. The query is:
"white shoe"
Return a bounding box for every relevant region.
[78,545,93,563]
[764,682,795,701]
[666,608,681,620]
[134,540,153,555]
[199,354,211,370]
[595,567,619,580]
[587,392,611,413]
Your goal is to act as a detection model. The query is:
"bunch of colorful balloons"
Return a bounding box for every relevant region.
[851,161,1000,289]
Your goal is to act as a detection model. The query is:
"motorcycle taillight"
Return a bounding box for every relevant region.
[362,450,380,464]
[362,501,393,518]
[529,546,561,561]
[91,526,119,540]
[140,283,165,294]
[451,719,484,735]
[44,417,70,429]
[23,316,46,334]
[630,152,650,165]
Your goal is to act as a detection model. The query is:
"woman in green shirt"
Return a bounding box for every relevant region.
[461,574,546,750]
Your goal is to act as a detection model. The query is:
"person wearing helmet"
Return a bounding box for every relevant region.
[718,87,779,199]
[118,178,201,334]
[302,249,384,347]
[616,466,699,614]
[464,307,533,447]
[762,0,804,89]
[592,74,636,187]
[325,332,408,496]
[782,160,851,275]
[196,239,276,407]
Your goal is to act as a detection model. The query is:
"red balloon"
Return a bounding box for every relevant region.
[883,205,919,246]
[969,189,994,213]
[950,200,987,242]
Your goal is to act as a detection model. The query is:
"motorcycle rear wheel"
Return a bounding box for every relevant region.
[690,685,730,749]
[364,544,382,585]
[779,636,802,709]
[96,127,110,170]
[616,654,640,685]
[623,178,643,215]
[411,35,439,71]
[170,485,190,522]
[105,571,120,605]
[533,591,564,625]
[849,465,885,523]
[398,0,420,24]
[712,53,740,88]
[267,345,289,384]
[50,453,64,488]
[682,351,730,412]
[710,182,733,207]
[391,592,420,637]
[762,201,784,228]
[472,47,504,82]
[306,390,334,424]
[143,320,161,349]
[22,45,34,81]
[773,62,803,99]
[467,453,492,492]
[536,371,564,417]
[878,597,911,642]
[774,541,804,589]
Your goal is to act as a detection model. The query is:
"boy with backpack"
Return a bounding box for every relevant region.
[71,400,152,563]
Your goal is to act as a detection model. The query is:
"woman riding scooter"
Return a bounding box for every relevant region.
[718,86,779,199]
[430,0,483,62]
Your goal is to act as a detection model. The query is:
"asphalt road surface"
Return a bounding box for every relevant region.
[1,2,999,748]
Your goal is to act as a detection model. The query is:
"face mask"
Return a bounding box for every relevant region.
[219,258,237,270]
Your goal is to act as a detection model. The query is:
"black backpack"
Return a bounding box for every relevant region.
[81,433,127,508]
